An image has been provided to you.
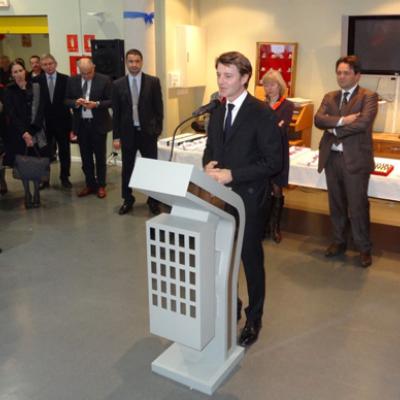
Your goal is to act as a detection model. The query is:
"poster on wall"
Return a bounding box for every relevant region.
[66,34,79,52]
[84,34,95,53]
[255,42,297,98]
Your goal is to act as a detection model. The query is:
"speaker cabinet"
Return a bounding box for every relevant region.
[91,39,125,80]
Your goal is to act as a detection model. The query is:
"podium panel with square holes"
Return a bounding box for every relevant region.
[130,158,246,395]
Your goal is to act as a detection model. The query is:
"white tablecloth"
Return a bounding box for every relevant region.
[158,137,400,202]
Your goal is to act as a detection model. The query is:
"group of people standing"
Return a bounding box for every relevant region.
[1,48,377,348]
[0,49,163,215]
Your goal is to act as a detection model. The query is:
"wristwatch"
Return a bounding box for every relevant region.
[96,101,100,108]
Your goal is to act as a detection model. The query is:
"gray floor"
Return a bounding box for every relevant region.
[1,162,400,400]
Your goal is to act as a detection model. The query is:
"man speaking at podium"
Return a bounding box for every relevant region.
[203,51,282,347]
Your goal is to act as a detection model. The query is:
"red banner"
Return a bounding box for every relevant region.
[83,34,95,53]
[66,34,78,52]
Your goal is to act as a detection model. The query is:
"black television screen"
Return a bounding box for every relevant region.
[347,15,400,75]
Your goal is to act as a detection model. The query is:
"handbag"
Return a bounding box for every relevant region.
[13,146,50,181]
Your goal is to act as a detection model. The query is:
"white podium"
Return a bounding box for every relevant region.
[130,158,245,395]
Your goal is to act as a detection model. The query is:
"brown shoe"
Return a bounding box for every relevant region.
[97,186,107,199]
[360,252,372,268]
[77,187,96,197]
[325,242,346,257]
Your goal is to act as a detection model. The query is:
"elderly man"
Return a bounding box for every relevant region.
[36,54,72,188]
[65,58,112,198]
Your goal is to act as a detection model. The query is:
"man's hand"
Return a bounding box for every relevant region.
[113,139,121,150]
[204,161,232,184]
[83,100,97,110]
[22,131,33,147]
[75,97,86,107]
[342,112,360,125]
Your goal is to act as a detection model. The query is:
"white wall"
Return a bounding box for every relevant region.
[1,34,50,67]
[0,0,124,75]
[198,0,400,147]
[155,0,205,137]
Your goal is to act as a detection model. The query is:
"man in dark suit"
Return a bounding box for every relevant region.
[203,51,282,347]
[37,54,72,188]
[112,48,163,215]
[27,55,43,82]
[65,58,112,198]
[315,55,378,268]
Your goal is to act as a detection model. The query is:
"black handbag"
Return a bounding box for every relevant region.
[13,146,50,181]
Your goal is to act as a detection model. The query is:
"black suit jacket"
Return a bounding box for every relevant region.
[37,72,72,131]
[315,86,378,174]
[65,72,112,135]
[203,93,282,216]
[112,73,163,142]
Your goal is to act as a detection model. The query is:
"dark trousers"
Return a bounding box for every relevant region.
[46,120,71,179]
[121,127,157,202]
[228,201,267,323]
[325,151,371,252]
[77,120,107,188]
[242,212,266,323]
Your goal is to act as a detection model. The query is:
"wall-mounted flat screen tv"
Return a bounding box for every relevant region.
[347,15,400,75]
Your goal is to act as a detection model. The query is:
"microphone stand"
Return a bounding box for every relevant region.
[168,114,198,162]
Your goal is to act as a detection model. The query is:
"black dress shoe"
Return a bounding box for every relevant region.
[39,181,50,190]
[61,178,72,189]
[360,252,372,268]
[239,319,262,347]
[237,298,242,322]
[119,202,133,215]
[147,199,161,215]
[325,242,346,257]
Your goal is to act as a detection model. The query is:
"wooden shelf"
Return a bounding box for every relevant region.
[373,132,400,159]
[289,103,314,147]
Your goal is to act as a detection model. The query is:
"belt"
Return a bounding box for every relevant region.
[81,118,93,122]
[331,149,343,154]
[134,125,141,131]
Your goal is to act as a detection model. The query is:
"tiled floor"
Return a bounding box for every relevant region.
[1,162,399,400]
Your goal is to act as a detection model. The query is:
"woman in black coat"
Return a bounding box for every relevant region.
[3,60,47,208]
[262,69,294,243]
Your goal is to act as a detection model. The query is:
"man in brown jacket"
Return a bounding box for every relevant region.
[315,55,378,268]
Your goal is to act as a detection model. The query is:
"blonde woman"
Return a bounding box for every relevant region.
[262,69,294,243]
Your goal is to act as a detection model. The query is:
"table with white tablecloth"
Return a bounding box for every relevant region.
[158,135,400,202]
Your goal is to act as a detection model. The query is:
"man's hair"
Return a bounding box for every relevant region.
[40,53,57,63]
[126,48,143,60]
[336,55,361,74]
[30,55,40,62]
[215,51,252,88]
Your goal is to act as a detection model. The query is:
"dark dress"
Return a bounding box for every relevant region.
[269,98,294,187]
[2,81,47,167]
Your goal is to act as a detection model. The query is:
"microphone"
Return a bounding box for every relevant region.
[192,99,221,117]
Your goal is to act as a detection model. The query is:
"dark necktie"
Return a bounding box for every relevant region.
[224,103,235,142]
[82,80,88,110]
[340,91,349,113]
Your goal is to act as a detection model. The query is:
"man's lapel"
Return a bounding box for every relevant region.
[224,93,250,145]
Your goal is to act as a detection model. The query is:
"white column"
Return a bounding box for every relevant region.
[123,0,156,75]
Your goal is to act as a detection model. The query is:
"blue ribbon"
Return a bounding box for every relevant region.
[123,11,155,24]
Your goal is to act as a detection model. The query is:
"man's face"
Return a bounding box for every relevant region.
[30,57,41,73]
[336,62,360,90]
[79,63,95,81]
[216,63,248,102]
[41,57,57,75]
[126,54,143,75]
